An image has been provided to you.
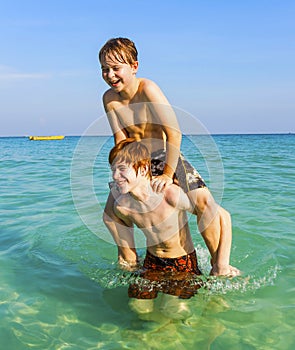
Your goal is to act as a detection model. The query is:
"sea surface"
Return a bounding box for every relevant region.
[1,134,294,350]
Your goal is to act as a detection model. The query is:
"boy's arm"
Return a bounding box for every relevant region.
[103,91,127,144]
[104,192,138,270]
[112,205,139,270]
[107,109,128,144]
[143,80,182,190]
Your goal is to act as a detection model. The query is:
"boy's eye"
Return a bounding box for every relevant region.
[111,165,127,172]
[101,66,121,73]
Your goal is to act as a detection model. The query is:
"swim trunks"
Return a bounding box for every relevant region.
[151,150,206,193]
[128,250,203,299]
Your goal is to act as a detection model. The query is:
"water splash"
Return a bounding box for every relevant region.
[201,264,280,295]
[81,245,280,296]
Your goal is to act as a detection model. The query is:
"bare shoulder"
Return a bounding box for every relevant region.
[102,88,117,103]
[164,185,193,212]
[164,184,182,206]
[114,197,134,227]
[139,78,158,88]
[139,78,162,93]
[138,78,169,103]
[114,195,130,216]
[102,89,121,110]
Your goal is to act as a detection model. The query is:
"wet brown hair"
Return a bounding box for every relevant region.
[109,138,151,179]
[99,37,138,65]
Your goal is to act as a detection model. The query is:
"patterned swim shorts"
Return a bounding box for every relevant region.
[151,150,206,193]
[128,250,203,300]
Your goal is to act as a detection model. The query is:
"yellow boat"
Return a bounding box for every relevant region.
[29,135,65,141]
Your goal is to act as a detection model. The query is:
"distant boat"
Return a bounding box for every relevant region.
[29,135,65,141]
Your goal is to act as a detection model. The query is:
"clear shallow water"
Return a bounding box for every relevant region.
[1,134,294,349]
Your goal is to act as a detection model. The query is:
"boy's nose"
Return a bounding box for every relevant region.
[112,168,119,180]
[107,69,115,79]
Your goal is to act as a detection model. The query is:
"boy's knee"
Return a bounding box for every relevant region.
[160,295,192,320]
[129,298,154,315]
[219,207,231,223]
[191,188,216,213]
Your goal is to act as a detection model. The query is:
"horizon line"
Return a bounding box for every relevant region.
[1,132,294,138]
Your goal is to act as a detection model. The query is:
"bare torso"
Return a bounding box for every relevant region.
[105,78,171,153]
[115,190,194,258]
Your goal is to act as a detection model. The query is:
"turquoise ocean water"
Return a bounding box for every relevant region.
[1,134,294,349]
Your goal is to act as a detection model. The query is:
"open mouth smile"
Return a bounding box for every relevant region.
[116,180,126,187]
[110,79,121,87]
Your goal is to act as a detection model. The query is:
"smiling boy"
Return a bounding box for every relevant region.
[109,138,198,262]
[108,139,240,317]
[109,138,203,308]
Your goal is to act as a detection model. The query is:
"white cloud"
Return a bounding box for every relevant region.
[0,65,51,80]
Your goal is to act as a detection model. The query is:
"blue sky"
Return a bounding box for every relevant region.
[0,0,294,136]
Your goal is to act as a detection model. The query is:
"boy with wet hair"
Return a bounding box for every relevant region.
[100,37,239,277]
[109,138,239,319]
[109,138,202,318]
[99,37,138,66]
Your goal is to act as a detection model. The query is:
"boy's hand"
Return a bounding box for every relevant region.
[151,174,173,193]
[118,257,139,272]
[210,264,241,277]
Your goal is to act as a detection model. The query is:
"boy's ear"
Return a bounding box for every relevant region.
[131,61,138,74]
[139,164,148,177]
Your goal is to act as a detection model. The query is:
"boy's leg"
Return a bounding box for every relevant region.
[188,188,240,276]
[129,298,170,323]
[188,188,221,258]
[187,187,234,275]
[151,152,239,276]
[159,294,192,320]
[129,298,154,315]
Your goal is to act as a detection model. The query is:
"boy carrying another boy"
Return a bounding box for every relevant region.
[108,138,239,319]
[99,37,239,277]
